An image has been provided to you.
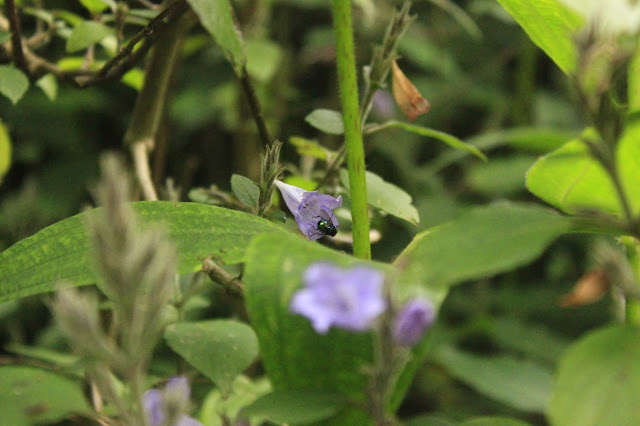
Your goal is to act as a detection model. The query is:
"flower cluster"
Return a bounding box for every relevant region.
[144,376,202,426]
[275,180,342,241]
[290,262,435,346]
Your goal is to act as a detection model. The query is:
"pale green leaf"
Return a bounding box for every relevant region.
[231,174,259,209]
[526,135,624,217]
[165,320,258,394]
[0,202,281,302]
[0,366,91,425]
[341,169,419,225]
[35,73,58,101]
[466,156,535,196]
[121,68,144,90]
[433,346,553,412]
[240,390,347,424]
[77,0,110,14]
[0,119,11,184]
[186,0,246,76]
[305,109,344,135]
[66,21,114,52]
[0,66,29,105]
[548,325,640,426]
[617,120,640,216]
[289,136,331,161]
[199,376,271,426]
[394,202,572,292]
[496,0,581,73]
[246,38,283,82]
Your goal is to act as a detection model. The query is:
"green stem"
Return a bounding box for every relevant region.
[331,0,371,260]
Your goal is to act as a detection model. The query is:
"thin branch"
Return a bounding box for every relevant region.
[131,141,158,201]
[239,65,274,148]
[202,258,244,298]
[5,0,27,72]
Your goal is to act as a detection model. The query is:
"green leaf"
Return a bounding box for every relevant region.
[526,135,625,217]
[548,325,640,426]
[0,366,91,425]
[240,390,347,425]
[35,73,58,101]
[165,320,258,394]
[77,0,110,14]
[617,119,640,217]
[244,232,389,423]
[495,0,581,73]
[66,21,114,52]
[186,0,247,76]
[0,201,281,302]
[305,109,345,135]
[394,202,572,292]
[200,376,272,426]
[433,346,553,412]
[0,119,11,184]
[289,136,332,161]
[121,68,144,91]
[246,38,283,82]
[629,42,640,112]
[367,121,487,161]
[230,174,260,209]
[341,169,420,225]
[405,414,458,426]
[0,66,29,105]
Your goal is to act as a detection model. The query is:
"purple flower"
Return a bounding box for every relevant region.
[290,262,387,334]
[391,298,435,347]
[275,180,342,241]
[143,376,202,426]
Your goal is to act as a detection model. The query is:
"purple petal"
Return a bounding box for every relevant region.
[175,415,204,426]
[165,376,190,404]
[143,389,166,426]
[392,298,435,347]
[275,180,306,216]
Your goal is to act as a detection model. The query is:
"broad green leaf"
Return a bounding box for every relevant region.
[526,136,624,217]
[432,346,553,412]
[490,318,568,364]
[305,109,344,135]
[246,38,283,82]
[0,201,281,302]
[495,0,581,73]
[466,156,535,196]
[367,121,487,161]
[617,119,640,216]
[165,320,258,394]
[394,202,572,293]
[77,0,110,14]
[0,366,91,425]
[462,417,531,426]
[121,68,144,90]
[66,21,114,52]
[199,376,272,425]
[240,390,347,424]
[0,120,10,184]
[548,325,640,426]
[35,73,58,101]
[0,66,28,104]
[244,233,389,423]
[231,174,260,209]
[341,169,420,225]
[187,0,247,76]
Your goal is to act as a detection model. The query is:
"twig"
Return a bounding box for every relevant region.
[202,258,244,298]
[239,65,274,148]
[5,0,27,72]
[131,140,158,201]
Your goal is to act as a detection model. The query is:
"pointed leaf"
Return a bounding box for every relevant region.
[240,390,347,424]
[231,174,260,209]
[305,109,344,135]
[0,201,282,302]
[186,0,246,76]
[66,21,114,52]
[496,0,581,73]
[165,320,258,394]
[0,66,28,104]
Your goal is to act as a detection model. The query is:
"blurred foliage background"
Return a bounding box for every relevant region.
[0,0,611,423]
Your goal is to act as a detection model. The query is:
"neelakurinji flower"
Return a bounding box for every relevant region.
[143,376,202,426]
[290,262,387,334]
[391,298,435,347]
[275,180,342,241]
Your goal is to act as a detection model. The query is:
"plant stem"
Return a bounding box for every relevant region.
[331,0,370,259]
